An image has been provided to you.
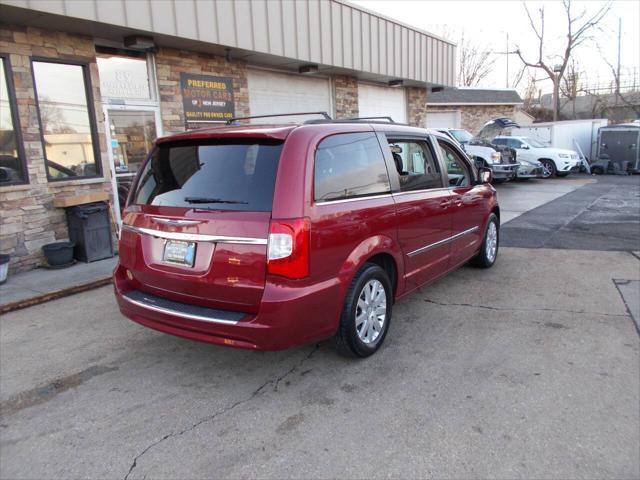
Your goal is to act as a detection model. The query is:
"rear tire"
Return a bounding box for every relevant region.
[540,159,556,178]
[470,214,499,269]
[331,263,392,358]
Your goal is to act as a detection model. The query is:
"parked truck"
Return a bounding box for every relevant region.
[511,118,608,163]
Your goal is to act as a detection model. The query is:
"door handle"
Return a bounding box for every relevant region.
[440,199,450,208]
[452,198,463,207]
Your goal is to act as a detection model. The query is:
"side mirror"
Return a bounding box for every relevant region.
[478,167,492,184]
[521,145,530,149]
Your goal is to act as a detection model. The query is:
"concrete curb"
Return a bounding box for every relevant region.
[0,277,112,315]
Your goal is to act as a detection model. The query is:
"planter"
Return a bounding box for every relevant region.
[0,254,9,285]
[42,242,75,267]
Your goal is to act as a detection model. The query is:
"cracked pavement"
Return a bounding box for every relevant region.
[1,176,639,479]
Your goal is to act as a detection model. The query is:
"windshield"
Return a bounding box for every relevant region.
[449,129,474,144]
[522,137,546,148]
[132,140,283,211]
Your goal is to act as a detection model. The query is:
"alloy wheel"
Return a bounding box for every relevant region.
[486,221,498,263]
[541,161,553,178]
[355,279,387,344]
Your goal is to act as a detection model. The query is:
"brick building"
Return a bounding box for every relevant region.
[425,88,523,133]
[0,0,455,273]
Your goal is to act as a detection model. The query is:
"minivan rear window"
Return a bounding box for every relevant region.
[132,140,283,211]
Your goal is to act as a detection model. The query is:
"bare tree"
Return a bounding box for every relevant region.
[457,33,497,87]
[521,72,540,112]
[597,44,640,117]
[514,0,611,121]
[559,59,581,118]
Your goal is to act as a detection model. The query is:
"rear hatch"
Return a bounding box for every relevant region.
[119,138,283,314]
[472,117,520,143]
[471,118,520,164]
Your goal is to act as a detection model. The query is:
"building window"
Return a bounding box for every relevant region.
[96,48,153,101]
[32,60,101,180]
[0,56,27,185]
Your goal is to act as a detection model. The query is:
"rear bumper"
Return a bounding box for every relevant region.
[113,264,341,351]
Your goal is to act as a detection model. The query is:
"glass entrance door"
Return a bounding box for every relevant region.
[105,108,158,222]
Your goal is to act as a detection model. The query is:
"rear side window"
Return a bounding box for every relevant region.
[314,132,390,202]
[132,140,282,211]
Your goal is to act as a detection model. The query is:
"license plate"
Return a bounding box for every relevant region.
[163,240,196,267]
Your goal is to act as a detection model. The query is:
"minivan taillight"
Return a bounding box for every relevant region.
[267,218,310,279]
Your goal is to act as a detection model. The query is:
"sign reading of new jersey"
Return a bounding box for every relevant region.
[180,73,235,123]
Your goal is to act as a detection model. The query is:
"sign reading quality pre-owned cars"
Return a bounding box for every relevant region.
[180,73,234,123]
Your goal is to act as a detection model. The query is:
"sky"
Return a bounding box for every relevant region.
[352,0,640,95]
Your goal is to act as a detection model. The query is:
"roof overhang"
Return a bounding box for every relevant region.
[0,0,456,89]
[426,102,524,106]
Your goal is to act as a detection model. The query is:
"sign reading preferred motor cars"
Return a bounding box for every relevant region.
[180,73,234,124]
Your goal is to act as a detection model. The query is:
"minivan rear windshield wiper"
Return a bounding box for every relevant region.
[184,197,249,205]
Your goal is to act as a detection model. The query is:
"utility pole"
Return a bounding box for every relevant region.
[615,17,621,105]
[506,32,509,88]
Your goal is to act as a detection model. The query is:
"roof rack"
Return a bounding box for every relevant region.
[342,116,396,123]
[304,116,405,125]
[225,111,332,125]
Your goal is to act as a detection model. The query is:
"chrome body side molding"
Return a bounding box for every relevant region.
[407,226,480,257]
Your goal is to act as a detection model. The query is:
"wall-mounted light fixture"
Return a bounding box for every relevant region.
[388,79,403,88]
[299,64,319,74]
[123,35,156,50]
[431,86,444,93]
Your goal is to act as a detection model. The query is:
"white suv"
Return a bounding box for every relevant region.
[494,136,581,178]
[437,128,518,182]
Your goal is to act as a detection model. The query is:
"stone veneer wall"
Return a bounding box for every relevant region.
[0,25,110,274]
[407,87,428,127]
[155,48,249,135]
[334,75,358,118]
[426,105,518,133]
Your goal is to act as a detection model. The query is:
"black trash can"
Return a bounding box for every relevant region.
[66,202,114,262]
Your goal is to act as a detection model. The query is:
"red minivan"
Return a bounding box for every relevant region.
[114,115,499,357]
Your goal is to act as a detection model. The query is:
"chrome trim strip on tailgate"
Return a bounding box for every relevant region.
[150,217,202,226]
[122,224,268,245]
[407,226,480,257]
[122,290,242,325]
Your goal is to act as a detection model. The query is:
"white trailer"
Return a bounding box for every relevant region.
[511,119,608,161]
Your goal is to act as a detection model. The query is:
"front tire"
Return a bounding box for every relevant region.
[470,214,499,269]
[540,159,556,178]
[331,263,392,358]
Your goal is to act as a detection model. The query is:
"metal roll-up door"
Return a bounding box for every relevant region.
[247,69,332,123]
[357,83,407,123]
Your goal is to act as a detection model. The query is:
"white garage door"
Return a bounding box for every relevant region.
[426,111,461,129]
[248,69,331,123]
[358,83,407,123]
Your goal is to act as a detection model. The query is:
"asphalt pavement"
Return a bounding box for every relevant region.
[1,175,639,479]
[501,175,640,251]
